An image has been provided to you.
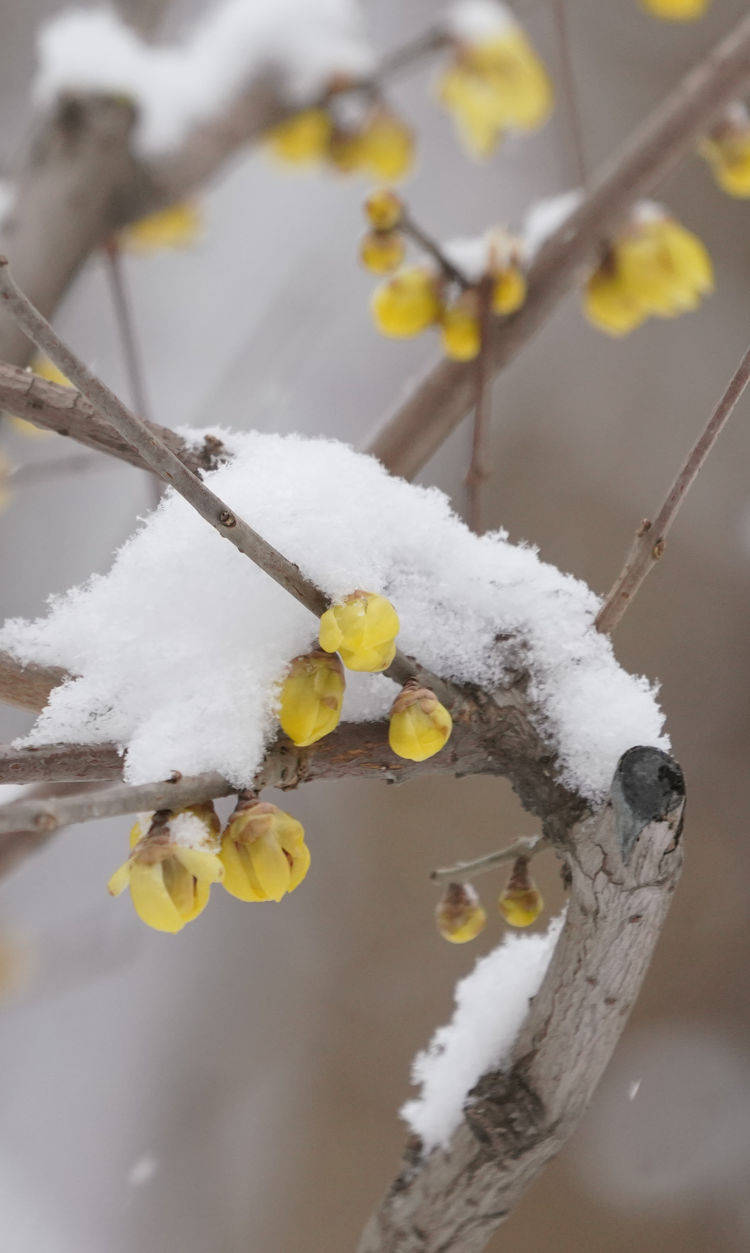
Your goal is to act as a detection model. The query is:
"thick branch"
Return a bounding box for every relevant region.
[360,747,685,1252]
[596,342,750,634]
[366,11,750,478]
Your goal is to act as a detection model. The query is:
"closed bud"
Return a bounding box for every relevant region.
[364,188,403,231]
[107,804,223,934]
[279,650,345,746]
[267,109,332,164]
[357,111,414,181]
[491,265,527,315]
[359,230,406,274]
[441,294,481,361]
[389,680,452,762]
[699,106,750,198]
[220,797,310,903]
[319,590,399,672]
[119,202,203,252]
[436,882,487,944]
[498,855,543,928]
[371,267,441,338]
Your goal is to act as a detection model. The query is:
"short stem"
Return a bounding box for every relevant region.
[401,214,471,289]
[550,0,588,186]
[430,834,545,884]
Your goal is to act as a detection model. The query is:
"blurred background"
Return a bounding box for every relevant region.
[1,0,749,1249]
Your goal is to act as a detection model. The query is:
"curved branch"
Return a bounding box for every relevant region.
[365,10,750,479]
[359,747,685,1252]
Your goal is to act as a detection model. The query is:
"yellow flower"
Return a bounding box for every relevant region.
[119,202,203,253]
[108,804,224,934]
[436,882,487,944]
[220,798,310,903]
[441,295,481,361]
[389,681,452,762]
[364,188,403,232]
[319,590,399,672]
[639,0,708,19]
[371,267,441,338]
[278,650,345,746]
[491,264,526,315]
[700,111,750,197]
[359,230,406,274]
[267,109,332,165]
[498,856,543,928]
[584,267,645,337]
[357,112,414,181]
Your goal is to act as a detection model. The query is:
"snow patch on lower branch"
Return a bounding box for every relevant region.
[0,431,667,795]
[402,913,564,1151]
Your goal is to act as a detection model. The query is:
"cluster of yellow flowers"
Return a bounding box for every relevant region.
[699,105,750,199]
[583,205,713,337]
[435,855,543,945]
[640,0,709,20]
[108,798,310,933]
[363,192,526,361]
[267,105,414,181]
[437,18,552,158]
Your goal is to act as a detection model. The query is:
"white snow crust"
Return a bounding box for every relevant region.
[402,913,564,1150]
[444,1,516,44]
[34,2,374,156]
[0,431,668,796]
[522,188,582,259]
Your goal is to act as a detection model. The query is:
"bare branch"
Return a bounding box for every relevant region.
[550,0,587,186]
[401,213,471,289]
[0,651,66,712]
[465,276,494,534]
[365,11,750,479]
[360,747,685,1252]
[596,342,750,635]
[430,834,544,884]
[0,742,124,784]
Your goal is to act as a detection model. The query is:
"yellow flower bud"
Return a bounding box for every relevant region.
[388,681,452,762]
[584,267,645,337]
[357,112,414,181]
[440,296,481,361]
[491,265,526,315]
[220,798,310,903]
[278,650,345,746]
[266,108,332,164]
[319,590,399,672]
[364,188,403,232]
[371,267,441,338]
[498,856,543,928]
[359,230,406,274]
[107,804,224,934]
[699,112,750,198]
[436,882,487,944]
[640,0,708,19]
[119,202,203,252]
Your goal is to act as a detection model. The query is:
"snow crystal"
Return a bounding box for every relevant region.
[445,1,516,44]
[402,913,564,1151]
[522,188,582,259]
[0,432,668,796]
[34,1,374,157]
[169,810,218,850]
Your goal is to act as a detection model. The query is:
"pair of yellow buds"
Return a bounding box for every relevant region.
[267,106,414,181]
[108,797,310,933]
[279,591,453,763]
[436,857,543,944]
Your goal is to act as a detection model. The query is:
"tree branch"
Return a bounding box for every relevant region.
[430,834,544,884]
[0,651,66,712]
[365,10,750,479]
[359,746,685,1252]
[596,342,750,635]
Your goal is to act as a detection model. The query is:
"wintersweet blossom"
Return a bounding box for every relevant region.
[319,590,399,672]
[699,106,750,198]
[220,798,310,903]
[640,0,709,20]
[119,202,202,252]
[370,267,441,338]
[389,682,453,762]
[498,856,543,928]
[278,650,345,746]
[440,293,482,361]
[359,230,406,275]
[436,882,487,944]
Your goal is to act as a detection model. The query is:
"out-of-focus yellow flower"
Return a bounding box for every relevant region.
[364,188,403,232]
[220,797,310,903]
[699,108,750,197]
[439,24,552,157]
[441,294,481,361]
[119,202,203,253]
[640,0,708,20]
[436,882,487,944]
[584,207,713,336]
[359,229,406,274]
[491,264,526,315]
[319,590,399,672]
[389,681,453,762]
[267,108,332,164]
[498,856,543,928]
[330,112,414,181]
[371,266,441,338]
[108,804,223,934]
[278,650,345,746]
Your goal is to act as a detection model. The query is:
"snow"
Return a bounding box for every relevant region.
[444,1,517,44]
[34,2,374,157]
[522,188,582,259]
[443,227,525,284]
[402,913,564,1151]
[0,431,668,797]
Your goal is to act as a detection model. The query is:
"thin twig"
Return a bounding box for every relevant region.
[375,28,448,81]
[550,0,587,186]
[465,275,494,534]
[430,834,545,884]
[401,214,471,289]
[596,343,750,635]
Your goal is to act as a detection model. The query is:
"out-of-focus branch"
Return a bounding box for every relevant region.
[360,747,685,1253]
[596,342,750,635]
[366,10,750,479]
[465,276,494,534]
